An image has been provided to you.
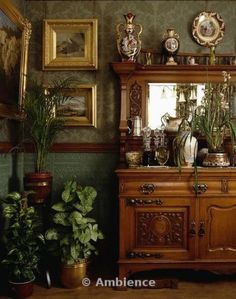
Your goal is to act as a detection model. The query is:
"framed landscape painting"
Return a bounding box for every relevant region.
[56,84,97,127]
[0,1,31,119]
[43,19,98,70]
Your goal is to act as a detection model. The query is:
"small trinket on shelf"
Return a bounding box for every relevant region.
[116,12,142,62]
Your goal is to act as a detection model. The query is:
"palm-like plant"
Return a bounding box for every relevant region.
[23,77,75,172]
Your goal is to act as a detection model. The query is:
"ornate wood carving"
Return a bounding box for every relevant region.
[136,212,184,247]
[126,198,163,206]
[127,251,162,259]
[129,81,142,117]
[221,179,229,193]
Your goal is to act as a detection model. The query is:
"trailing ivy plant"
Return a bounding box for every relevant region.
[45,180,104,265]
[1,192,45,282]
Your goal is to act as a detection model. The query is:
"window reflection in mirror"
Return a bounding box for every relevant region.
[148,83,205,129]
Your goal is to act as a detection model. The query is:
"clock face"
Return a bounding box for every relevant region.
[164,37,179,53]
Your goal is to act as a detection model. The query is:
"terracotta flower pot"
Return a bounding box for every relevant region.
[9,279,34,299]
[60,261,87,288]
[24,172,52,204]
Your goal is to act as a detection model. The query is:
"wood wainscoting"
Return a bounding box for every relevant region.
[0,142,119,153]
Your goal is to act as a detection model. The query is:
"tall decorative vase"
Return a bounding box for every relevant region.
[173,132,198,167]
[116,13,142,62]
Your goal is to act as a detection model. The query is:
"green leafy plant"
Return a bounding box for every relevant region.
[1,192,45,282]
[45,180,104,265]
[23,77,76,173]
[191,71,236,152]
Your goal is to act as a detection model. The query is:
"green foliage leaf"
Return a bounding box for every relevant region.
[53,212,70,226]
[52,202,67,212]
[45,228,59,240]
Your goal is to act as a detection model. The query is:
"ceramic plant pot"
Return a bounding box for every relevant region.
[60,261,87,289]
[9,278,34,299]
[24,172,52,204]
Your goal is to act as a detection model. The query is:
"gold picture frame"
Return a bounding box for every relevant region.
[43,19,98,70]
[0,0,31,119]
[56,84,97,127]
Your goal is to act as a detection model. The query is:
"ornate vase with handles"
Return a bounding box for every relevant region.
[116,13,142,62]
[161,112,182,133]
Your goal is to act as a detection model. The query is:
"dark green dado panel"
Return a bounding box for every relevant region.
[0,153,24,199]
[24,152,119,263]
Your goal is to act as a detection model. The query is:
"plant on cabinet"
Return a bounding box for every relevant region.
[45,179,104,288]
[0,192,44,299]
[23,77,75,203]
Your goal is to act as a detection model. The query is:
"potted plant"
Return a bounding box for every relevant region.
[23,77,75,203]
[174,71,236,168]
[0,191,45,298]
[191,71,236,166]
[45,179,104,288]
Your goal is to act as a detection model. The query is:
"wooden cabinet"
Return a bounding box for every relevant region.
[116,168,236,278]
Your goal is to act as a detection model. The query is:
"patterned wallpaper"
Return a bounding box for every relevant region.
[24,0,236,143]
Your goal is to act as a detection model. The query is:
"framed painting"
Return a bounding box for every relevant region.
[0,0,31,119]
[56,84,97,127]
[43,19,98,70]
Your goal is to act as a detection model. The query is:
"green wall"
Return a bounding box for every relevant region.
[2,0,236,270]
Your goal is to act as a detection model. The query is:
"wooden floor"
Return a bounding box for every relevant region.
[1,270,236,299]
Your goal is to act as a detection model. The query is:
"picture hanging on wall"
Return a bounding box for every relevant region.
[56,84,97,127]
[0,1,31,119]
[43,19,98,70]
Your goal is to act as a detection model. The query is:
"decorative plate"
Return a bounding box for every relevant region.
[192,11,225,47]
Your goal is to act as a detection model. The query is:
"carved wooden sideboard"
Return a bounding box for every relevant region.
[112,62,236,278]
[116,167,236,278]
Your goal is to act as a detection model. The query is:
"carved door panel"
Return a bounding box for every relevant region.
[199,197,236,259]
[122,197,196,260]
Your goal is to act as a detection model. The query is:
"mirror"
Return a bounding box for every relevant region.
[148,83,206,129]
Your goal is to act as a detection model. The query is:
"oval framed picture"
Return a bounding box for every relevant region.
[192,11,225,47]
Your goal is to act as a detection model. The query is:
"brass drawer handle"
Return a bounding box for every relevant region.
[127,251,162,259]
[189,220,196,237]
[198,221,205,237]
[126,198,163,206]
[193,183,208,195]
[139,183,156,195]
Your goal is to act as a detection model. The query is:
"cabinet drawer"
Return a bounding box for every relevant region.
[119,178,236,196]
[119,180,193,196]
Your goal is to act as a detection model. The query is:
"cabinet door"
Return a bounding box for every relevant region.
[199,196,236,259]
[119,196,196,261]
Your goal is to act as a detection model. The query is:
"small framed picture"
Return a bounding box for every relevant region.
[56,84,97,127]
[43,19,98,70]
